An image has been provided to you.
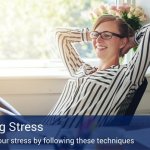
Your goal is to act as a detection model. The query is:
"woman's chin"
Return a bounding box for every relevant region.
[96,51,106,59]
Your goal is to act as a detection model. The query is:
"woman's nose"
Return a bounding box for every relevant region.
[96,35,103,42]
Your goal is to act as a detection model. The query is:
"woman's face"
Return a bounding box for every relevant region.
[92,21,125,61]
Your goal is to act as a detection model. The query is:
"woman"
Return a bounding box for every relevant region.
[0,15,149,121]
[47,15,150,118]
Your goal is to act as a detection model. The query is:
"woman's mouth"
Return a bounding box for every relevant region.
[96,45,107,51]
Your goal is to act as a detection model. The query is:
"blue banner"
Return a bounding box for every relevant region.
[0,115,150,150]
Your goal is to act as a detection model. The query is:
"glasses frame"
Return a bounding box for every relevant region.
[90,31,125,40]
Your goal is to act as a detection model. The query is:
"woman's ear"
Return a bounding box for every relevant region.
[120,38,128,49]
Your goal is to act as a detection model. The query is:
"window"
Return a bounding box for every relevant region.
[0,0,117,68]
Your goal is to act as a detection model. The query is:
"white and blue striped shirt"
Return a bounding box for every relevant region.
[48,24,150,116]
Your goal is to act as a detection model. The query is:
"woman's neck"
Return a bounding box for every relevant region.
[98,57,119,71]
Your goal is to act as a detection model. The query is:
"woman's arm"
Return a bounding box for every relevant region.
[55,28,96,77]
[127,24,150,85]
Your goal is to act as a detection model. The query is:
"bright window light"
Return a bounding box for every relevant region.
[0,0,116,68]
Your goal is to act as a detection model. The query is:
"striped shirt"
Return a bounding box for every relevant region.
[48,24,150,117]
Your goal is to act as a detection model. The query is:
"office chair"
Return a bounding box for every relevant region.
[111,78,148,126]
[117,77,148,115]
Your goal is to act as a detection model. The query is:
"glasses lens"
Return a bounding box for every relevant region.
[90,31,99,39]
[101,32,112,39]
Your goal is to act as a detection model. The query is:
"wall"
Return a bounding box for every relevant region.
[1,75,150,115]
[0,77,67,115]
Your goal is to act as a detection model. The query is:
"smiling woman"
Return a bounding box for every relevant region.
[39,13,150,129]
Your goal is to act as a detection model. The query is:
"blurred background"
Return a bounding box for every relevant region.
[0,0,115,65]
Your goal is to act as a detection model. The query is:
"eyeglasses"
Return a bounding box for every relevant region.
[90,31,124,40]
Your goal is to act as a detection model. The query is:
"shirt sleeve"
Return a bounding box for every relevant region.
[127,24,150,85]
[55,28,97,77]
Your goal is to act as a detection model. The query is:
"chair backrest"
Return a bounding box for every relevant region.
[117,78,148,116]
[110,78,148,126]
[125,78,148,115]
